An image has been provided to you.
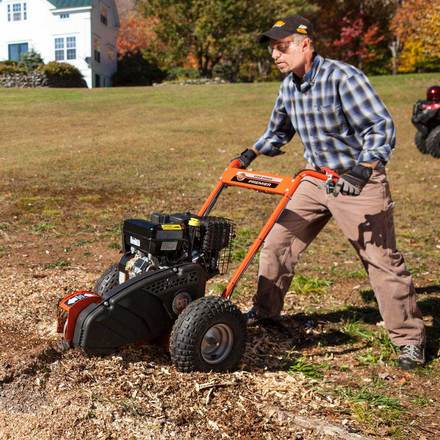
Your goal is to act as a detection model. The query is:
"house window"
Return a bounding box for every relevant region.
[8,42,28,61]
[93,36,101,63]
[66,37,76,60]
[54,36,76,61]
[12,3,21,20]
[54,37,64,60]
[106,44,115,61]
[60,13,70,19]
[7,2,27,21]
[100,6,108,25]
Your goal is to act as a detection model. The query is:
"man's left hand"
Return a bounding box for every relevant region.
[333,164,373,197]
[234,148,257,168]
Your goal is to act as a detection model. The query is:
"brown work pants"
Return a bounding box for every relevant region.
[254,167,425,346]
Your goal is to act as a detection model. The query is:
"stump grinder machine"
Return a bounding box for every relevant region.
[57,161,339,372]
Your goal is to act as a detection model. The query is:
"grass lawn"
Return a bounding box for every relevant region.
[1,72,440,439]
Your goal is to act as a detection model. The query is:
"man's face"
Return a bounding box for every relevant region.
[269,36,305,74]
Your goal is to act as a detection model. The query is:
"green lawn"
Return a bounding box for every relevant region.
[1,73,440,438]
[1,73,439,259]
[1,73,438,195]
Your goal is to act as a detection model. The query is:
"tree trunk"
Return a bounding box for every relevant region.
[197,49,204,75]
[389,39,400,75]
[201,43,211,77]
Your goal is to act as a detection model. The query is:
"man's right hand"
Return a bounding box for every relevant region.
[333,164,373,196]
[234,148,257,169]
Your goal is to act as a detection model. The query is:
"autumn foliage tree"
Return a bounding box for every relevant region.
[114,0,438,82]
[137,0,315,79]
[311,0,397,74]
[117,15,155,57]
[391,0,440,72]
[332,15,384,70]
[113,13,167,85]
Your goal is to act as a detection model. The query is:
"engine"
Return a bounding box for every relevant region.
[118,212,234,283]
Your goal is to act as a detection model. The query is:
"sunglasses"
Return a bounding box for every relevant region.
[267,41,296,55]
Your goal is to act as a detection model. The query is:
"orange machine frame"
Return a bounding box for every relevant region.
[197,161,339,299]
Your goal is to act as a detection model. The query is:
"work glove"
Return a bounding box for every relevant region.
[333,164,373,197]
[234,148,257,169]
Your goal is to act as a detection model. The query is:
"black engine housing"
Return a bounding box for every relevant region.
[73,263,207,355]
[121,212,233,277]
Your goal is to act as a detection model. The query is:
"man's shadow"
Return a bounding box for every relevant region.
[242,207,440,371]
[242,284,440,372]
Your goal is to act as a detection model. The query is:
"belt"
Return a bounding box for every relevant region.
[310,162,385,175]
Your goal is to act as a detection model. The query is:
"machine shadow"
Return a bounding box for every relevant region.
[112,284,440,373]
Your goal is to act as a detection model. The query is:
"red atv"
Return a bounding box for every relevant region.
[412,85,440,158]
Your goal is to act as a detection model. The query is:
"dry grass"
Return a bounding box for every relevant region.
[1,73,440,439]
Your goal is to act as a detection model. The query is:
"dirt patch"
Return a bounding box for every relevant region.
[1,211,439,439]
[1,262,440,439]
[0,322,51,382]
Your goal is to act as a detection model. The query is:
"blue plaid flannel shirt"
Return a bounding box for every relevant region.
[254,54,396,172]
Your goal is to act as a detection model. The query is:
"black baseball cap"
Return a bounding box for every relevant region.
[258,15,314,43]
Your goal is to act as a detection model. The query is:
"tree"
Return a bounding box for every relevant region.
[117,14,157,57]
[312,0,397,74]
[112,52,166,86]
[391,0,440,73]
[20,49,44,71]
[137,0,315,78]
[115,10,167,86]
[333,15,384,70]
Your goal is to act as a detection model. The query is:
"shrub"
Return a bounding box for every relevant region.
[112,52,166,86]
[415,56,440,73]
[19,49,44,71]
[0,61,26,74]
[166,67,200,81]
[1,60,19,66]
[38,61,86,87]
[212,63,236,82]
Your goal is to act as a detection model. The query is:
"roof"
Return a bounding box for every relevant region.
[47,0,92,9]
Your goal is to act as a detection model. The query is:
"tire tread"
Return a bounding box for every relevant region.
[426,126,440,158]
[94,263,119,296]
[170,296,246,372]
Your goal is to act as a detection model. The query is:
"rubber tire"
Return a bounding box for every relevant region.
[415,131,428,154]
[426,126,440,158]
[170,296,246,372]
[94,264,119,296]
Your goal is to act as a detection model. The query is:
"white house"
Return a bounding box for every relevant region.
[0,0,120,87]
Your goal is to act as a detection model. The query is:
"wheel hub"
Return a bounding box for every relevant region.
[200,323,234,364]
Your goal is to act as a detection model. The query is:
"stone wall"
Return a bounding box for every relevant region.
[0,71,87,88]
[0,72,47,88]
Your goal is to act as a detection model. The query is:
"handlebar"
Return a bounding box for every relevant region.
[200,162,341,298]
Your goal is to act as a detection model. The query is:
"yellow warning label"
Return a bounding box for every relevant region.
[161,224,182,231]
[189,218,201,227]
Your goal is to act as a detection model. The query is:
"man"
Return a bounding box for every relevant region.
[235,15,426,370]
